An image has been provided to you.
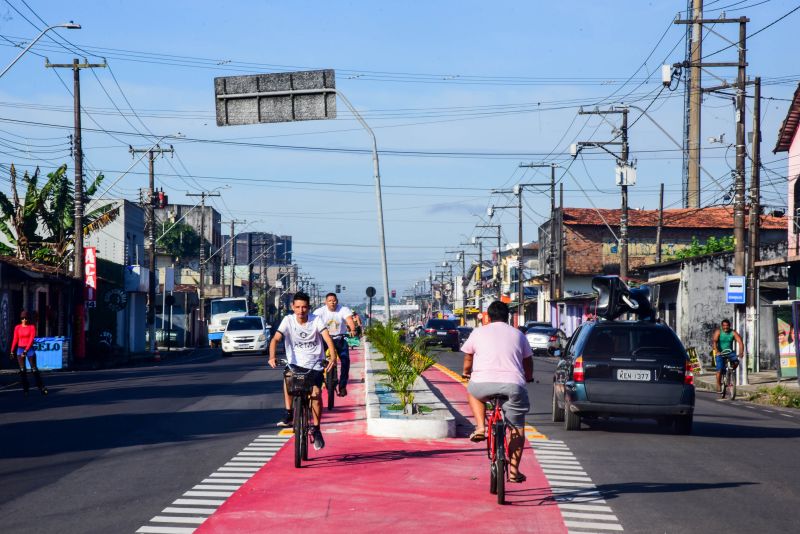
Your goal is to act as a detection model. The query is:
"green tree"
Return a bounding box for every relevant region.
[157,222,203,260]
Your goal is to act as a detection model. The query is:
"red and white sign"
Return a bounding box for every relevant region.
[84,247,97,304]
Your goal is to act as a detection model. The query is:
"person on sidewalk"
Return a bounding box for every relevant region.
[313,293,357,397]
[269,292,338,450]
[9,310,48,396]
[461,300,533,483]
[712,318,744,392]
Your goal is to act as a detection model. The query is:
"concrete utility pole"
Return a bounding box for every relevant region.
[656,183,665,264]
[130,144,174,354]
[519,163,558,305]
[187,190,220,337]
[746,77,762,375]
[476,224,502,293]
[446,250,468,326]
[733,18,748,278]
[45,57,105,360]
[686,0,703,207]
[225,220,245,297]
[576,107,630,279]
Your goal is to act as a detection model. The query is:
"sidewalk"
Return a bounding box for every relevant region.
[694,369,799,394]
[197,347,567,533]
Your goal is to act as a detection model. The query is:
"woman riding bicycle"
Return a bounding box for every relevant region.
[712,318,743,393]
[461,301,533,484]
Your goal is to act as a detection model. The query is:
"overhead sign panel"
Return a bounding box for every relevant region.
[214,69,336,126]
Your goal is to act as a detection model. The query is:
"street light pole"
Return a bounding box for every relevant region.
[0,23,80,79]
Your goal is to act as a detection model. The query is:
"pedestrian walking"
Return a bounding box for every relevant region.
[10,310,48,396]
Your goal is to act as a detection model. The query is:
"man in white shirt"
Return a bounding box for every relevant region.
[313,293,357,396]
[269,292,338,450]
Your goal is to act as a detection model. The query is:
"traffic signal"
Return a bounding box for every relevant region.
[391,289,396,298]
[335,284,341,293]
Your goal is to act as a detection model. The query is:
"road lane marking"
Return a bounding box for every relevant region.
[529,439,624,532]
[136,433,290,533]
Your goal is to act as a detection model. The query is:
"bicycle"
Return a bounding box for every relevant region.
[718,348,737,400]
[485,394,510,505]
[323,356,338,411]
[284,364,315,468]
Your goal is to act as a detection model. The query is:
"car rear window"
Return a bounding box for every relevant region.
[582,325,684,360]
[427,320,457,329]
[227,318,263,331]
[527,327,556,335]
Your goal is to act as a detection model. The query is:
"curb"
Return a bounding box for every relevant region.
[363,341,456,439]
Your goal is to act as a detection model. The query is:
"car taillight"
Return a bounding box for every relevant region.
[425,328,435,334]
[684,361,694,385]
[549,335,558,342]
[573,356,584,383]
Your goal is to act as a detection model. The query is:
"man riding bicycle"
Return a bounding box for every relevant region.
[712,318,744,393]
[269,292,338,450]
[461,301,533,484]
[313,293,357,397]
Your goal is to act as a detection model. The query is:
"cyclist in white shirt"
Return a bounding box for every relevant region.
[269,292,338,450]
[313,293,357,396]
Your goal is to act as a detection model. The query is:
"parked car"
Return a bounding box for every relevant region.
[221,316,270,356]
[456,326,473,344]
[552,320,695,434]
[525,321,552,330]
[525,326,567,356]
[422,319,460,351]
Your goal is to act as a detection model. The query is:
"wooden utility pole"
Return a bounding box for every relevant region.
[733,18,748,278]
[130,144,174,354]
[45,57,105,360]
[746,77,762,375]
[656,183,665,264]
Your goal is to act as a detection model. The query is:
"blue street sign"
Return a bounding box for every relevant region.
[725,275,746,304]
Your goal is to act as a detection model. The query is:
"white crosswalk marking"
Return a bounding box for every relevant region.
[136,434,290,533]
[527,435,624,532]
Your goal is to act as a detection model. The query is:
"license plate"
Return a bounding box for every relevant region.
[617,369,651,381]
[437,332,446,336]
[235,344,251,350]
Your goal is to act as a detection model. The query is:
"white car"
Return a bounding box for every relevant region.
[221,316,270,356]
[525,326,567,356]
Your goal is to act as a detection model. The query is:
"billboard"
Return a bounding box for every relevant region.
[775,303,798,379]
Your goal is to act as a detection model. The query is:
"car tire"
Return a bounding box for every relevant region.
[674,414,693,435]
[551,388,564,422]
[221,349,229,357]
[564,399,581,431]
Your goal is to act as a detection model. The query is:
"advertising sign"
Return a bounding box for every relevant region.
[775,304,798,379]
[25,337,66,370]
[85,247,97,307]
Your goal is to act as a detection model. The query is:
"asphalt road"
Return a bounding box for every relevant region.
[0,348,285,534]
[433,347,800,534]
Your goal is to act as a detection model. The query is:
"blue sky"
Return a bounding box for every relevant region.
[0,1,797,305]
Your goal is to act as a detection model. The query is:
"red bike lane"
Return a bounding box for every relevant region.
[197,348,566,533]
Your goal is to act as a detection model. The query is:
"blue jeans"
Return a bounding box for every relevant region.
[716,353,739,372]
[327,336,350,389]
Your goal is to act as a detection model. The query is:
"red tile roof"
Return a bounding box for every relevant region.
[775,82,800,153]
[563,206,785,230]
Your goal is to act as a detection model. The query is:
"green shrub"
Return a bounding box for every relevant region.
[365,321,436,413]
[747,385,800,408]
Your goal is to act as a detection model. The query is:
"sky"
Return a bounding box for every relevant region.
[0,0,797,306]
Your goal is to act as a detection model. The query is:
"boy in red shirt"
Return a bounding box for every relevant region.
[10,310,48,395]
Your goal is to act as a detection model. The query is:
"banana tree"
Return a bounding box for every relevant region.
[0,164,46,259]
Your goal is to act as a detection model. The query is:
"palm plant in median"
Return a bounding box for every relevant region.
[365,321,436,414]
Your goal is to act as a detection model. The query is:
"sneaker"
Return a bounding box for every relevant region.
[337,386,347,397]
[276,411,293,427]
[312,426,325,451]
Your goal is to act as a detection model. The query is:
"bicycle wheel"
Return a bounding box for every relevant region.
[326,365,337,410]
[495,421,506,505]
[293,395,303,468]
[301,400,309,461]
[727,369,737,400]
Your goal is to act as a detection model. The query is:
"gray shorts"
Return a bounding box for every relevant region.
[467,381,530,428]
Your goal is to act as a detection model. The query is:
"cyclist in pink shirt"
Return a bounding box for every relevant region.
[461,301,532,482]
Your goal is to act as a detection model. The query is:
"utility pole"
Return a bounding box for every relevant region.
[130,144,174,354]
[476,224,502,296]
[559,183,565,303]
[519,163,558,312]
[733,18,748,278]
[225,220,245,297]
[45,57,106,360]
[577,107,630,279]
[746,77,762,376]
[686,0,703,207]
[656,183,665,264]
[187,190,220,340]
